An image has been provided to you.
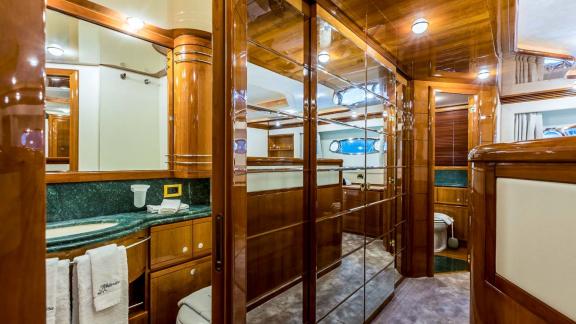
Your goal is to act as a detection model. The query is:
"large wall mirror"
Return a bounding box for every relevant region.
[46,9,170,172]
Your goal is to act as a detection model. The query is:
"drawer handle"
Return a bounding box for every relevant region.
[190,268,196,276]
[197,242,204,249]
[182,246,189,253]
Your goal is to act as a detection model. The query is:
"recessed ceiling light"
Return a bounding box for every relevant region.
[126,17,145,32]
[47,44,64,57]
[318,51,330,64]
[411,18,429,34]
[477,69,490,80]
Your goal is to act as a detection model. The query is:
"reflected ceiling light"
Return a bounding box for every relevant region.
[411,18,429,34]
[318,51,330,64]
[275,121,281,127]
[477,69,490,80]
[126,17,145,32]
[572,81,576,90]
[47,44,64,57]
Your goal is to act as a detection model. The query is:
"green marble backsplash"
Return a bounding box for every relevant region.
[47,178,210,222]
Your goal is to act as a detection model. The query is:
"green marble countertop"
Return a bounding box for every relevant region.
[46,205,211,253]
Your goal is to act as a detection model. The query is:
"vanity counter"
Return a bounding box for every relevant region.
[46,205,211,252]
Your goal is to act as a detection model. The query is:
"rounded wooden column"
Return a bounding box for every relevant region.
[172,34,212,177]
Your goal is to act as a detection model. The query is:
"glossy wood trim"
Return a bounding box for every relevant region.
[247,157,343,166]
[515,48,574,61]
[495,163,576,184]
[315,0,399,74]
[46,68,79,171]
[0,0,46,321]
[47,0,174,48]
[211,0,248,319]
[494,275,576,324]
[500,87,576,104]
[469,137,576,162]
[46,170,172,183]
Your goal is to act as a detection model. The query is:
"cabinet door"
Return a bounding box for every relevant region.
[193,218,212,258]
[435,187,468,205]
[150,257,211,324]
[150,221,194,270]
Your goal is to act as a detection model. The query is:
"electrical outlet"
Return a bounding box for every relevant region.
[163,184,182,198]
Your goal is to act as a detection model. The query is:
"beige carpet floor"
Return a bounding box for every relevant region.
[372,272,470,324]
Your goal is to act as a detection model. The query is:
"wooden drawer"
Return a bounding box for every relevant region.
[193,218,212,258]
[150,220,194,270]
[434,204,469,242]
[150,256,211,324]
[435,187,468,205]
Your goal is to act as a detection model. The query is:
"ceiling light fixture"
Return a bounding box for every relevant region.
[47,44,64,57]
[318,51,330,64]
[477,69,490,80]
[411,18,429,34]
[126,17,145,32]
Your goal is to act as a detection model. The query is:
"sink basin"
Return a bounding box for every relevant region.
[46,222,118,239]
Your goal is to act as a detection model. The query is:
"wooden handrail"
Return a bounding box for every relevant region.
[468,137,576,163]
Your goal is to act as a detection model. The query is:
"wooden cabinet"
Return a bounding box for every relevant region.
[435,186,468,205]
[435,187,469,243]
[192,218,212,258]
[268,134,294,157]
[150,256,211,324]
[150,220,194,270]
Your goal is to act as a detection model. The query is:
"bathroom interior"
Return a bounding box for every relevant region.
[3,0,576,323]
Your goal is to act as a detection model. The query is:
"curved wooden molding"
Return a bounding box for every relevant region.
[469,137,576,163]
[47,0,211,49]
[501,88,576,104]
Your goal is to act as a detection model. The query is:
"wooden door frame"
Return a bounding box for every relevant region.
[0,0,46,322]
[428,82,479,277]
[46,68,79,171]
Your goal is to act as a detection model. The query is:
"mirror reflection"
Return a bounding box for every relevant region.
[46,10,169,172]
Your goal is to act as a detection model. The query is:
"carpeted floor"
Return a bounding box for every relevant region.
[372,272,470,324]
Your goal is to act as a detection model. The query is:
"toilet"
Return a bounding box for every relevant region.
[434,213,451,253]
[177,286,212,324]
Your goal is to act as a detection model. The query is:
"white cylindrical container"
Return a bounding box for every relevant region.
[131,184,150,208]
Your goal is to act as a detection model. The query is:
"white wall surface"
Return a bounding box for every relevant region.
[496,178,576,320]
[500,96,576,142]
[247,127,269,157]
[99,66,165,170]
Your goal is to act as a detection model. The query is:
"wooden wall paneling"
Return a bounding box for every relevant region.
[0,0,46,321]
[172,35,213,176]
[212,0,248,319]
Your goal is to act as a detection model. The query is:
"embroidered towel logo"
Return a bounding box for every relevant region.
[97,280,120,296]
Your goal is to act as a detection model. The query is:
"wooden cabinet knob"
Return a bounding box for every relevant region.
[197,242,204,249]
[182,246,188,253]
[190,268,196,276]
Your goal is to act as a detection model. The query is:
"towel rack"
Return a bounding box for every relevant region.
[68,236,151,265]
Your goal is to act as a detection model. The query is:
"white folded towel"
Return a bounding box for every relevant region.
[147,202,189,214]
[73,246,128,324]
[55,259,70,324]
[46,258,59,324]
[158,199,182,215]
[85,244,123,311]
[435,212,454,225]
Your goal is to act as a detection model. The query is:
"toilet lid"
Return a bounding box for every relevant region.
[434,213,448,223]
